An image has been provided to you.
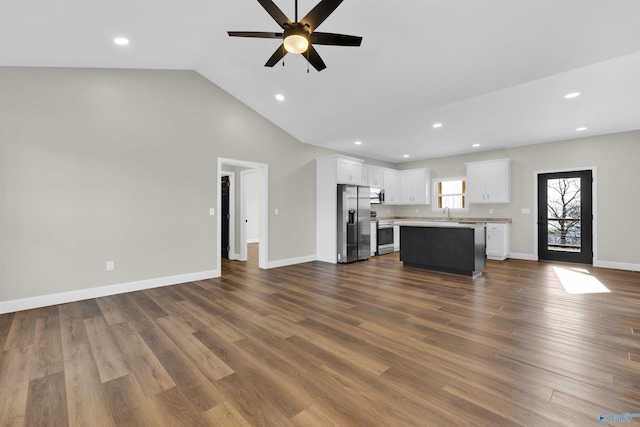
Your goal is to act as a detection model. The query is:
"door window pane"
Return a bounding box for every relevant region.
[547,177,581,252]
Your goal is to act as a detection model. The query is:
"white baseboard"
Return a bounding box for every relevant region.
[508,252,538,261]
[594,259,640,272]
[0,269,220,314]
[508,253,639,272]
[266,254,316,269]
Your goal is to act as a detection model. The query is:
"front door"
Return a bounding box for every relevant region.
[537,170,593,264]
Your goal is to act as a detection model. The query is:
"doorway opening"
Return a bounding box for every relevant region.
[217,158,268,273]
[537,169,593,264]
[221,174,231,259]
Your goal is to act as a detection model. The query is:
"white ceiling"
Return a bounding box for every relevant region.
[1,0,639,163]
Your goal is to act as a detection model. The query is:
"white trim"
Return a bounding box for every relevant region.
[247,238,260,244]
[266,255,316,269]
[508,252,538,261]
[431,175,469,212]
[593,260,640,272]
[217,158,268,271]
[0,270,220,314]
[220,171,236,260]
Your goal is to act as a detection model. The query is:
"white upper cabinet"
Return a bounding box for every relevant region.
[383,169,400,204]
[335,156,364,184]
[399,168,430,205]
[366,166,384,188]
[465,158,511,203]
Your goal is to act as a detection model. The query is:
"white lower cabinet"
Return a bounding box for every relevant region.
[370,222,377,256]
[393,225,400,251]
[486,223,509,260]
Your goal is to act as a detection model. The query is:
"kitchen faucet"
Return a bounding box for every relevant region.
[444,207,452,220]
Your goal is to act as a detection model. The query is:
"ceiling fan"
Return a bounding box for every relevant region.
[227,0,362,72]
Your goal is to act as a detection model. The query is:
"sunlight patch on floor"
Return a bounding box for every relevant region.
[553,266,611,294]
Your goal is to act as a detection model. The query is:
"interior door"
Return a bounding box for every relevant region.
[221,175,230,259]
[538,170,593,264]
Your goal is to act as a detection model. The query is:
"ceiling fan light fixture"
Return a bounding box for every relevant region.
[283,33,309,54]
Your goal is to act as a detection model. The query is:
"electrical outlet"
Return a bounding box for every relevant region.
[106,261,115,271]
[274,208,279,215]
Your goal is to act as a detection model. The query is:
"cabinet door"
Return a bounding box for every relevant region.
[400,172,413,204]
[367,167,384,188]
[486,229,503,257]
[400,169,428,204]
[383,170,400,204]
[486,223,509,260]
[485,162,510,203]
[409,170,428,204]
[466,163,485,203]
[393,225,400,251]
[336,158,362,184]
[370,222,377,256]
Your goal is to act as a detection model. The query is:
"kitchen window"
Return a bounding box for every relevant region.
[433,177,468,211]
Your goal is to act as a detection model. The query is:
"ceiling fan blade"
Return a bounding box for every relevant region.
[265,44,288,67]
[257,0,292,28]
[311,32,362,46]
[228,31,283,39]
[301,0,343,32]
[304,45,327,72]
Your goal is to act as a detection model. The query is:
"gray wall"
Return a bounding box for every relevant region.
[0,67,336,303]
[394,130,640,266]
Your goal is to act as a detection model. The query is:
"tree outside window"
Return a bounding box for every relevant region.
[435,178,467,210]
[547,177,581,251]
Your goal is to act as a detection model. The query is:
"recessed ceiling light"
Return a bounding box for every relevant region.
[432,123,443,128]
[576,127,587,131]
[403,154,410,158]
[472,143,480,148]
[354,141,362,145]
[275,94,285,101]
[113,37,129,46]
[564,92,581,99]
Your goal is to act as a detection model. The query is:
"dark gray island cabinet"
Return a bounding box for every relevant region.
[399,223,486,276]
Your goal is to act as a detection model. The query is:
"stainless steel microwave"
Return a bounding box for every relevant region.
[370,188,385,204]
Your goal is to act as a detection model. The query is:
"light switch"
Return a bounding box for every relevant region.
[521,208,531,214]
[274,208,279,215]
[106,261,115,271]
[209,208,215,216]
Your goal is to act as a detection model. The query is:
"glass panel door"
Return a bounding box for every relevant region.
[538,170,592,264]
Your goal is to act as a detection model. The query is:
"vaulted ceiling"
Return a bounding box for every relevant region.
[2,0,639,162]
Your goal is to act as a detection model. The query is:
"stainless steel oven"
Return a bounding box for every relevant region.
[377,220,394,255]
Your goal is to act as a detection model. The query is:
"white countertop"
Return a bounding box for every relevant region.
[396,221,485,229]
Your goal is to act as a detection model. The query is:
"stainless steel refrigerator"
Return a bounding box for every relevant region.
[337,184,371,263]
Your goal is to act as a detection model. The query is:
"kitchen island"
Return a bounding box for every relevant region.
[399,222,486,276]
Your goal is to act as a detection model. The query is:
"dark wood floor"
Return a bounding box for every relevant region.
[1,245,639,426]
